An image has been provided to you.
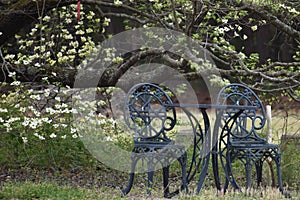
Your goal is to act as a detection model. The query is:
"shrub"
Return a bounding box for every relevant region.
[281,136,300,191]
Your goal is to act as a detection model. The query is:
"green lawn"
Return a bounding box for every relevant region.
[0,110,299,199]
[0,181,299,200]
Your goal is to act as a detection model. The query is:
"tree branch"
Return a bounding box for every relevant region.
[0,0,76,45]
[105,48,168,86]
[239,1,300,40]
[104,12,148,24]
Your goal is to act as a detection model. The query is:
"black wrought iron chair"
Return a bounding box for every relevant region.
[213,83,285,196]
[121,83,188,198]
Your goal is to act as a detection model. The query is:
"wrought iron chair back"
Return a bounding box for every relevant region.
[217,83,267,144]
[124,83,176,144]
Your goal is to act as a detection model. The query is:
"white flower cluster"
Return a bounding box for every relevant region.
[0,86,85,143]
[0,4,121,145]
[114,0,123,6]
[3,4,104,82]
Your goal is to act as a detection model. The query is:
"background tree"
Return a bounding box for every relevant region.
[0,0,299,101]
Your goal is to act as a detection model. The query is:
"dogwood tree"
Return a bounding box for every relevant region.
[0,0,299,100]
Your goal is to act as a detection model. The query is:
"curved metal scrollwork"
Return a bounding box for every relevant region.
[182,108,210,194]
[124,83,176,142]
[122,83,187,198]
[216,84,267,142]
[213,83,285,197]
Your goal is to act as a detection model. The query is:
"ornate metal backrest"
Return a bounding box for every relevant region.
[124,83,176,144]
[217,83,267,144]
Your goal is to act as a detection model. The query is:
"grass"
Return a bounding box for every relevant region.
[0,181,299,200]
[0,110,299,199]
[0,182,104,200]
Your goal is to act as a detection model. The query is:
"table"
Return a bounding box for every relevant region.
[121,82,259,197]
[166,103,258,194]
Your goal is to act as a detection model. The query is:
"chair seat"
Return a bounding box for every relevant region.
[135,139,174,145]
[133,141,185,157]
[230,142,279,149]
[230,143,278,149]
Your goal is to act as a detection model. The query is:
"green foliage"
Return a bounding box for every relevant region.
[0,82,132,171]
[0,182,104,200]
[0,84,88,169]
[0,3,132,171]
[3,4,103,84]
[281,139,300,190]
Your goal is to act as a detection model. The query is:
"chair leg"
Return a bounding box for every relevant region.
[245,158,253,190]
[179,152,188,194]
[121,156,138,196]
[147,159,155,196]
[274,155,284,195]
[212,147,221,191]
[163,151,188,198]
[223,160,231,193]
[162,166,170,197]
[147,171,154,196]
[255,160,263,187]
[196,154,210,194]
[224,154,240,193]
[121,173,135,196]
[223,155,230,193]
